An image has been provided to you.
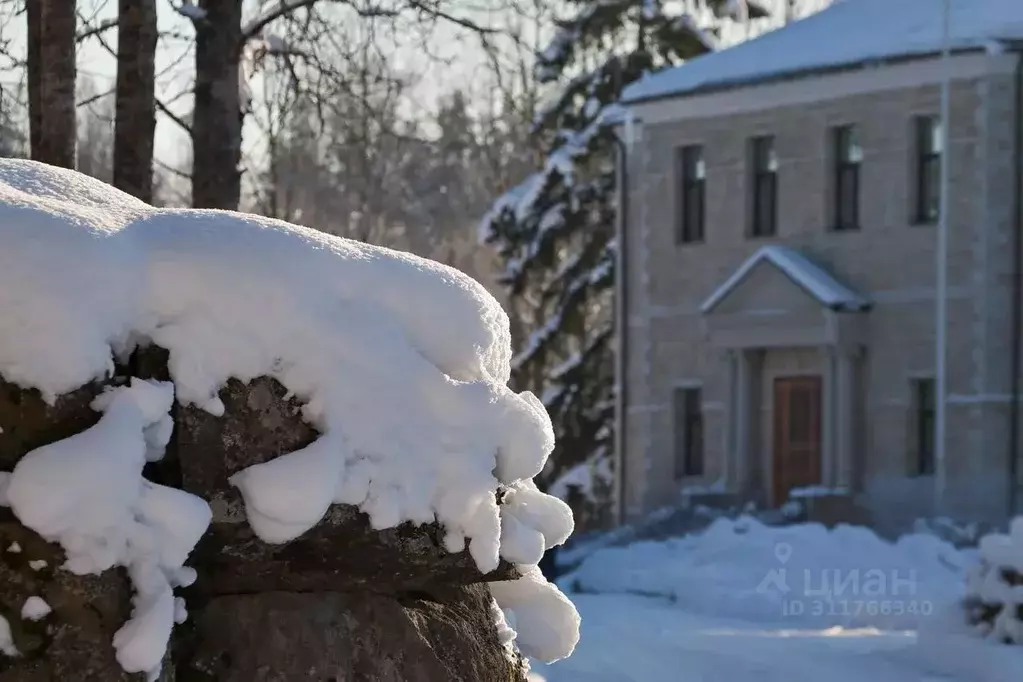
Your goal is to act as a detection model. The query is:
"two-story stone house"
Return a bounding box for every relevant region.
[615,0,1023,535]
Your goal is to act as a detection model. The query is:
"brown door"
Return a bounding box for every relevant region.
[772,376,823,505]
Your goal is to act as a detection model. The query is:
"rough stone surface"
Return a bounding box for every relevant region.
[180,584,522,682]
[0,347,527,681]
[0,378,107,472]
[0,512,147,681]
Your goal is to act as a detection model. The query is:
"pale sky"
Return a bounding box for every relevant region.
[0,0,832,177]
[0,0,537,172]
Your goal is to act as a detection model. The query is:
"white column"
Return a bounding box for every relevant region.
[735,349,753,494]
[820,346,837,488]
[720,351,736,490]
[835,350,856,490]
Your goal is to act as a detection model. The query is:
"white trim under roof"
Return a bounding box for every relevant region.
[700,246,870,315]
[632,50,1018,125]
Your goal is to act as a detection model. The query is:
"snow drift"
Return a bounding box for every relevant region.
[0,160,579,674]
[566,516,971,630]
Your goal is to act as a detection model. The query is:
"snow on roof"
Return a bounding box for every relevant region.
[700,245,870,313]
[0,160,579,670]
[624,0,1023,104]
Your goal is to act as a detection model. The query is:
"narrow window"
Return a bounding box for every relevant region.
[750,135,777,237]
[914,116,942,224]
[911,378,936,475]
[674,387,704,478]
[676,145,705,244]
[832,125,861,231]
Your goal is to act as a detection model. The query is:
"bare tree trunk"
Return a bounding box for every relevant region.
[113,0,158,201]
[27,0,41,158]
[28,0,76,167]
[192,0,244,209]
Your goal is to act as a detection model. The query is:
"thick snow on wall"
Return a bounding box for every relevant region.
[0,160,579,663]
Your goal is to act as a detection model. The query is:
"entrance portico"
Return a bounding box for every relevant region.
[701,246,871,506]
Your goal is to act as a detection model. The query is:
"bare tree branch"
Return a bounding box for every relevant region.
[155,156,191,179]
[76,17,117,42]
[77,86,114,107]
[155,95,192,135]
[404,0,498,34]
[242,0,399,43]
[243,0,320,39]
[78,12,194,136]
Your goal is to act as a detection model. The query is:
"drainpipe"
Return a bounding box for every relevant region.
[934,0,952,513]
[612,114,630,527]
[1008,48,1023,516]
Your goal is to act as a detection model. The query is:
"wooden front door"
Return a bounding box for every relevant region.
[772,376,823,505]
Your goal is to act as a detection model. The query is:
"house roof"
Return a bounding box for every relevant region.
[624,0,1023,105]
[700,245,870,314]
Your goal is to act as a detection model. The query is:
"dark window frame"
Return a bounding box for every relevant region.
[749,135,777,237]
[674,386,704,478]
[675,145,706,244]
[911,377,936,476]
[832,125,861,231]
[913,116,942,225]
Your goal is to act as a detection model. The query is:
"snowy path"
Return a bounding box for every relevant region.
[531,594,1018,682]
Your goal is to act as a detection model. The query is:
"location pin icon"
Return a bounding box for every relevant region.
[775,542,792,564]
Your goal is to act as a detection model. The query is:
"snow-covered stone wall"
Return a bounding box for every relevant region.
[0,160,580,680]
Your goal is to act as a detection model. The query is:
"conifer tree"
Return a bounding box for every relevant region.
[480,0,768,508]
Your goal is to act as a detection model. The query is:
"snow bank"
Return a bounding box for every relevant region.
[964,517,1023,644]
[915,602,1023,681]
[567,517,969,629]
[0,161,578,666]
[913,516,983,549]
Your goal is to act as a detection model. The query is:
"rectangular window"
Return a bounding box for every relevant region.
[750,135,777,237]
[673,387,704,478]
[832,125,861,231]
[911,378,936,475]
[676,145,706,244]
[914,116,942,224]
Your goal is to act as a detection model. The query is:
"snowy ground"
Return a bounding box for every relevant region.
[532,517,1023,682]
[531,593,1021,682]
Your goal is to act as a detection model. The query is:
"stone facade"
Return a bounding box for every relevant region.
[620,51,1023,535]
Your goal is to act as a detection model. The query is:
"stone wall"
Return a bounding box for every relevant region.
[622,56,1023,527]
[0,347,526,681]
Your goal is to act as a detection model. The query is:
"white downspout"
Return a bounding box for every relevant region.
[935,0,953,511]
[613,108,634,526]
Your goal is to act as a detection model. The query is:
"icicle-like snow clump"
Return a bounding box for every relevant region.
[0,160,578,663]
[3,379,210,678]
[491,565,581,663]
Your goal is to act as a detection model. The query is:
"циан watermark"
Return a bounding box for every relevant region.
[755,542,934,617]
